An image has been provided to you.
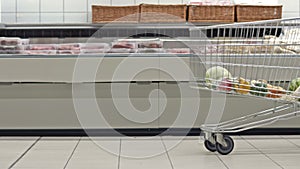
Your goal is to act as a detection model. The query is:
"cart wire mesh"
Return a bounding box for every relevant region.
[189,18,300,103]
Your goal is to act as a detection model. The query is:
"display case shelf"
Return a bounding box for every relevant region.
[0,23,281,38]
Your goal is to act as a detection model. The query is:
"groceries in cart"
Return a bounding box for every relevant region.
[205,66,230,90]
[288,78,300,101]
[205,66,299,101]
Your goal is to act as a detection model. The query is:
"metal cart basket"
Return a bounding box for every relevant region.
[189,18,300,155]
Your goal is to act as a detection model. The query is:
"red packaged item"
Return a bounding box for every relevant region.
[26,44,57,50]
[58,43,81,50]
[81,43,109,50]
[137,40,162,48]
[24,50,57,55]
[57,50,81,55]
[112,41,135,49]
[0,37,22,46]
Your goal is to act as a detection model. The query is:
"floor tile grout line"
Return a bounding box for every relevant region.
[160,137,174,169]
[8,136,41,169]
[215,154,230,169]
[241,136,284,169]
[118,138,122,169]
[63,137,82,169]
[279,135,300,149]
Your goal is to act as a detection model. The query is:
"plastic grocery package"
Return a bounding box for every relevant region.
[57,50,81,55]
[137,48,165,53]
[80,43,110,49]
[107,48,135,53]
[111,41,136,49]
[23,50,57,55]
[0,45,25,54]
[137,39,163,48]
[57,43,81,50]
[0,37,22,46]
[26,44,57,50]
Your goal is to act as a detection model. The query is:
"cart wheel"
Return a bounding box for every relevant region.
[204,140,216,152]
[216,135,234,155]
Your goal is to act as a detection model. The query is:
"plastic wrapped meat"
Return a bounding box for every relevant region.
[138,41,162,48]
[27,44,57,50]
[107,48,134,53]
[166,48,191,54]
[58,43,80,50]
[0,45,24,54]
[0,45,22,51]
[57,50,81,55]
[137,48,165,53]
[81,43,109,50]
[24,50,57,55]
[0,37,22,46]
[112,41,135,49]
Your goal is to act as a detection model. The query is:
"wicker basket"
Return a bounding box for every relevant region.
[188,5,235,23]
[140,4,187,23]
[236,5,282,22]
[92,5,140,23]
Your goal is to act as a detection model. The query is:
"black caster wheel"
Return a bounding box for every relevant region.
[204,140,216,152]
[216,135,234,155]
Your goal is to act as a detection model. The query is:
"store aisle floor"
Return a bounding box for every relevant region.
[1,135,300,169]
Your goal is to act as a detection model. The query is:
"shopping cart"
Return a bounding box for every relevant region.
[189,18,300,155]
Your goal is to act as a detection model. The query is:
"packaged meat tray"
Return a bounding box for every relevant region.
[0,45,25,54]
[137,40,162,48]
[81,43,110,50]
[58,43,81,50]
[0,50,23,54]
[57,50,81,55]
[112,41,136,49]
[24,50,57,55]
[166,48,191,54]
[26,44,57,50]
[0,37,22,46]
[137,48,165,53]
[0,45,24,50]
[107,48,135,53]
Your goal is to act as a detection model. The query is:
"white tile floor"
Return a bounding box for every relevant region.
[1,135,300,169]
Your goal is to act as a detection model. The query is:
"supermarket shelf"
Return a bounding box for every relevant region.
[0,23,281,38]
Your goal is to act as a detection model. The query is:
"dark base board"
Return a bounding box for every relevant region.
[0,128,300,137]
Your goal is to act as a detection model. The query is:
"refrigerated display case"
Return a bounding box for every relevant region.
[0,23,298,135]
